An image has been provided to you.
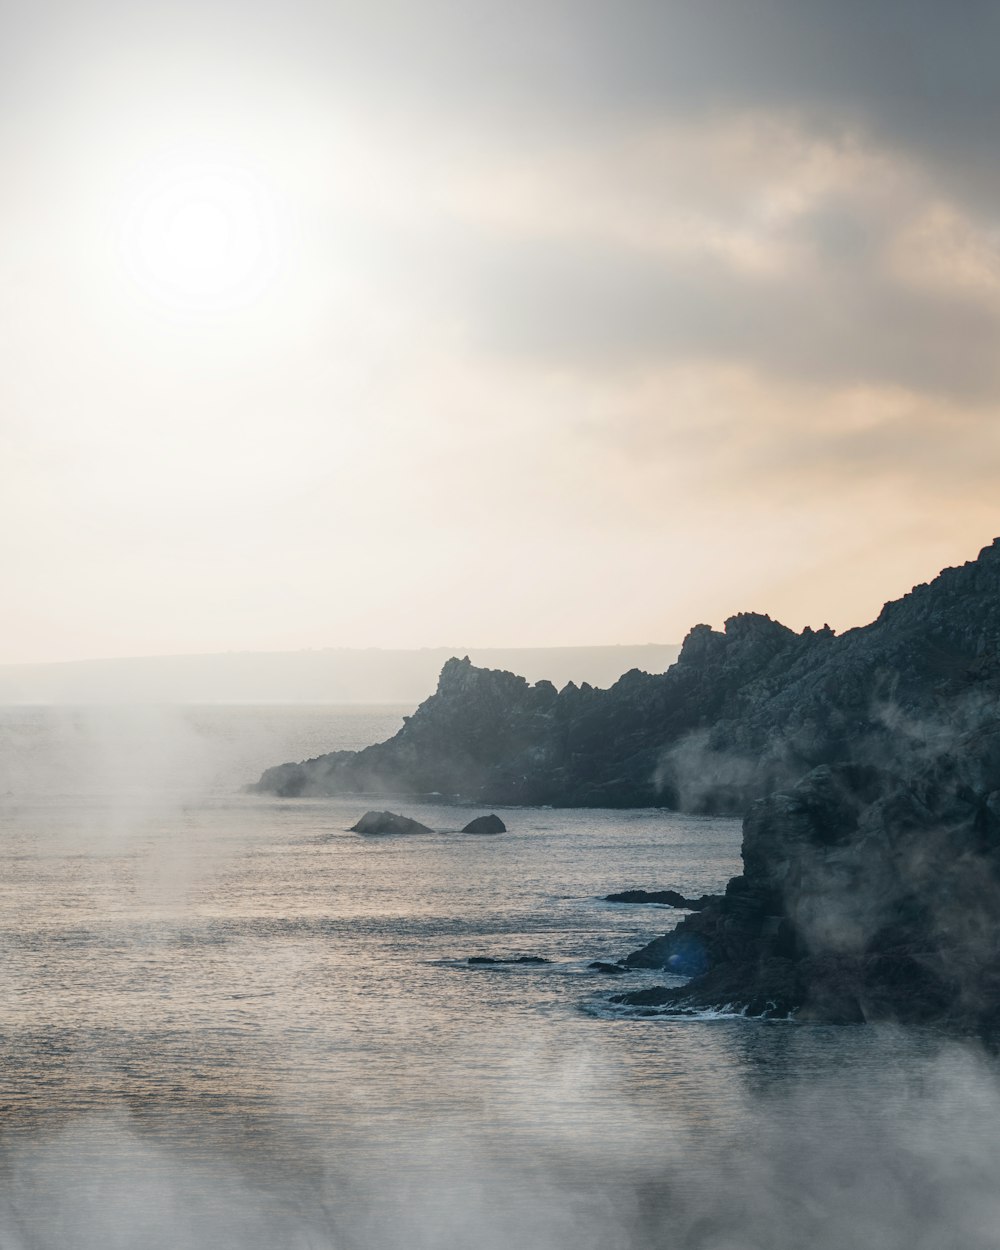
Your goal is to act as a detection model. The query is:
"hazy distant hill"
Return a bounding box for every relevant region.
[0,645,680,705]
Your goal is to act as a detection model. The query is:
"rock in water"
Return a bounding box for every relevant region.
[350,810,433,835]
[462,814,506,834]
[616,749,1000,1030]
[605,889,709,909]
[466,955,549,965]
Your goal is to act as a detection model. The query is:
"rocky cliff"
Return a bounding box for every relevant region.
[607,538,1000,1029]
[616,734,1000,1031]
[254,538,1000,1029]
[254,539,1000,811]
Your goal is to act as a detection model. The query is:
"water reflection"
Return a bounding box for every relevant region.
[0,708,993,1247]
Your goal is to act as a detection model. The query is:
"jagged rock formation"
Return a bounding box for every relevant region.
[258,538,1000,1029]
[614,738,1000,1031]
[605,540,1000,1029]
[254,539,1000,812]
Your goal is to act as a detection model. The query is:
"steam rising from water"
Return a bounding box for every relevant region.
[0,706,996,1249]
[2,1042,999,1250]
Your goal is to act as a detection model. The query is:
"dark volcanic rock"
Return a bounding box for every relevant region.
[462,814,506,834]
[349,810,433,836]
[605,889,710,909]
[616,750,1000,1030]
[252,540,1000,813]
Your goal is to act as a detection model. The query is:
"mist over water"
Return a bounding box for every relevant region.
[0,705,995,1249]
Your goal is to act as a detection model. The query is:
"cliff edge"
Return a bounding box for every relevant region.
[254,538,1000,1029]
[254,539,1000,812]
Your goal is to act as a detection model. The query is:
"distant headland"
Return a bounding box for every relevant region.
[253,539,1000,812]
[0,644,679,706]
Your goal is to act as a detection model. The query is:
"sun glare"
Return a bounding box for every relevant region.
[120,161,280,311]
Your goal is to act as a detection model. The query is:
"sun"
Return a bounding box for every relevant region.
[120,160,279,311]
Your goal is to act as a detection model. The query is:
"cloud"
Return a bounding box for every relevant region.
[2,0,999,659]
[408,115,1000,401]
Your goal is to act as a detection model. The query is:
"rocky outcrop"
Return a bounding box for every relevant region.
[604,536,1000,1030]
[605,889,710,909]
[614,739,1000,1031]
[349,810,433,835]
[259,537,1000,1030]
[253,539,1000,813]
[462,814,506,834]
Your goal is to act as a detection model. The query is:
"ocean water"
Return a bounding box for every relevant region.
[0,705,996,1250]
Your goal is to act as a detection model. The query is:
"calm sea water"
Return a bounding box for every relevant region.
[0,705,994,1250]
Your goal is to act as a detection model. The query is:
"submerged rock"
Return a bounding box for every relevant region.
[462,814,506,834]
[605,889,710,909]
[349,810,433,836]
[466,955,550,966]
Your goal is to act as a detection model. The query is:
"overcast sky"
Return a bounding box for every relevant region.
[2,0,999,663]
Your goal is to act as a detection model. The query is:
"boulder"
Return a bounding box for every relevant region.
[349,810,433,836]
[462,814,506,834]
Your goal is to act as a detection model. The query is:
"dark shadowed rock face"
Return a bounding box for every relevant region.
[349,811,433,836]
[461,814,506,834]
[253,539,1000,812]
[616,738,1000,1031]
[255,538,1000,1031]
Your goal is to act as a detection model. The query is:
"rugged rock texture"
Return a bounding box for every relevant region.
[614,742,1000,1030]
[462,814,506,834]
[253,540,1000,812]
[349,811,433,835]
[260,538,1000,1029]
[605,541,1000,1028]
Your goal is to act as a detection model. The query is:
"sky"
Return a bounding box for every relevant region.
[2,0,999,663]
